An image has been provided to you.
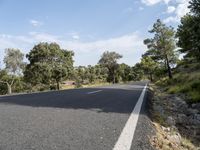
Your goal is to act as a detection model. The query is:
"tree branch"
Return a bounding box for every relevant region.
[0,80,8,84]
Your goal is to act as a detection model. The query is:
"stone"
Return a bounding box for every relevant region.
[161,126,170,132]
[166,116,175,126]
[176,114,188,124]
[167,133,181,145]
[188,115,200,125]
[194,114,200,121]
[154,105,164,115]
[191,103,200,110]
[186,108,199,115]
[171,97,188,113]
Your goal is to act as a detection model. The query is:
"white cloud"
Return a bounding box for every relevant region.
[164,0,190,23]
[166,6,176,13]
[29,19,43,27]
[29,32,60,42]
[163,16,178,23]
[0,32,146,66]
[175,1,190,18]
[67,32,80,40]
[141,0,190,23]
[141,0,161,6]
[141,0,171,6]
[72,35,80,40]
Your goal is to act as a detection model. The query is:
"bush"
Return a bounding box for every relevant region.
[0,83,7,95]
[167,86,181,94]
[159,72,200,103]
[189,91,200,103]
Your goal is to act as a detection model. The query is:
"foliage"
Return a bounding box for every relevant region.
[98,51,122,83]
[156,72,200,103]
[119,63,132,82]
[140,56,158,81]
[0,70,26,95]
[144,19,178,79]
[4,48,24,75]
[189,0,200,16]
[0,49,24,94]
[176,15,200,61]
[24,42,74,90]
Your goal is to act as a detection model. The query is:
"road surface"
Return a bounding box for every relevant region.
[0,81,154,150]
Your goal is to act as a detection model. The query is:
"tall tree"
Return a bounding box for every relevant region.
[189,0,200,15]
[24,42,74,90]
[0,48,24,94]
[176,1,200,61]
[98,51,122,83]
[144,19,178,79]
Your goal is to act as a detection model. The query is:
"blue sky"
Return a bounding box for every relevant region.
[0,0,189,67]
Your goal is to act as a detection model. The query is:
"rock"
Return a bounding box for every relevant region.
[191,103,200,110]
[154,105,164,116]
[186,108,199,115]
[167,133,181,145]
[176,114,188,124]
[188,115,200,125]
[194,114,200,121]
[171,96,188,113]
[161,126,170,132]
[166,116,175,126]
[171,125,177,131]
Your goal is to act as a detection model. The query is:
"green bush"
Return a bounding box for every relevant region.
[191,80,200,90]
[167,86,181,94]
[0,83,7,95]
[159,72,200,103]
[188,91,200,103]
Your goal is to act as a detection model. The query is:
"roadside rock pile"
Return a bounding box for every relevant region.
[166,96,200,142]
[150,85,200,149]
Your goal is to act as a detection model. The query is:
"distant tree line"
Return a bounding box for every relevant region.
[0,43,142,95]
[1,0,199,95]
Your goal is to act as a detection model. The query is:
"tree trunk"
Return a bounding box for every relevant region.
[56,81,60,90]
[7,84,12,95]
[150,73,153,82]
[113,73,115,84]
[166,55,173,79]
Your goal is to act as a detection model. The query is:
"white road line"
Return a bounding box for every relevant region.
[113,84,147,150]
[87,90,102,94]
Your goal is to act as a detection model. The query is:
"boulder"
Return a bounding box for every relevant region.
[167,133,181,145]
[188,114,200,125]
[191,103,200,110]
[186,108,199,115]
[166,116,175,126]
[176,114,188,124]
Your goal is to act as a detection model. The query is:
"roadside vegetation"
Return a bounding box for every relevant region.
[136,0,200,104]
[0,0,199,148]
[0,44,142,95]
[136,0,200,149]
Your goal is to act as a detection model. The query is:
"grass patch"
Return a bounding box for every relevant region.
[188,91,200,103]
[156,71,200,103]
[181,138,197,150]
[167,85,181,94]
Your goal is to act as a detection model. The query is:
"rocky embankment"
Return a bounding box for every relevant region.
[149,84,200,150]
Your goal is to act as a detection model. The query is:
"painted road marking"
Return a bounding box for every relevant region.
[87,90,102,94]
[113,84,147,150]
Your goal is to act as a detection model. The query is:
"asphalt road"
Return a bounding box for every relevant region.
[0,81,154,150]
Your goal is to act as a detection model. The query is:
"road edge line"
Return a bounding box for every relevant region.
[113,84,147,150]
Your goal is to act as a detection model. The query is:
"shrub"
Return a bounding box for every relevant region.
[189,91,200,103]
[167,86,181,94]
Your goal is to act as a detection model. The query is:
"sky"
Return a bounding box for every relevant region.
[0,0,190,67]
